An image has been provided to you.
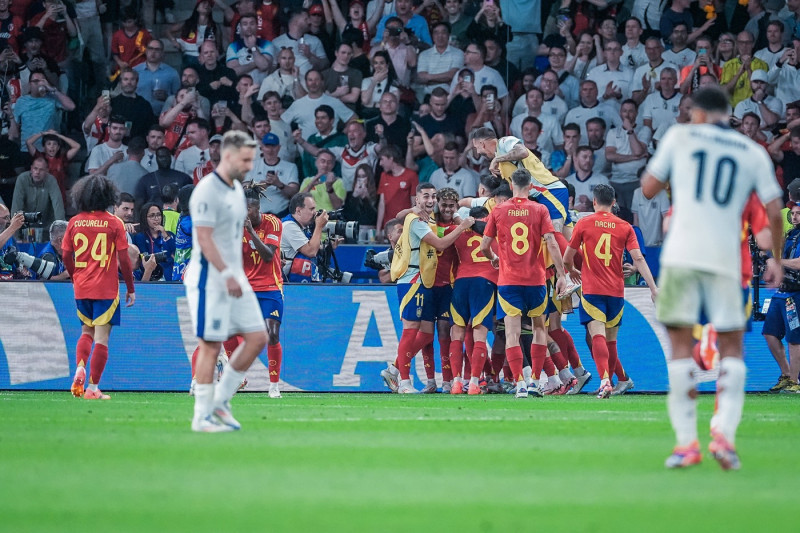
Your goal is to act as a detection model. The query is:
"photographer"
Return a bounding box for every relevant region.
[281,192,339,282]
[32,219,68,280]
[10,155,64,242]
[364,217,403,284]
[0,204,24,279]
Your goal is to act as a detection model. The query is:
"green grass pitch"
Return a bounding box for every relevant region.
[0,392,797,533]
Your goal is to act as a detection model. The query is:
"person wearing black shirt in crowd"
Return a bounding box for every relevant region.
[110,69,157,140]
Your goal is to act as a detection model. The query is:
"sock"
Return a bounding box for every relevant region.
[502,361,512,382]
[490,351,505,378]
[471,341,488,383]
[506,345,524,382]
[548,374,562,386]
[558,367,576,382]
[530,343,547,381]
[608,341,625,380]
[223,336,242,357]
[592,335,611,380]
[193,383,214,421]
[89,343,108,385]
[667,358,699,447]
[76,333,92,369]
[482,358,492,377]
[422,342,436,380]
[550,347,568,371]
[521,333,533,367]
[470,376,479,386]
[190,346,199,380]
[464,328,474,362]
[574,365,587,376]
[552,328,582,369]
[267,343,282,383]
[396,329,418,380]
[713,357,746,445]
[439,335,452,382]
[463,353,472,380]
[449,340,463,378]
[522,365,532,386]
[542,356,556,377]
[214,366,246,406]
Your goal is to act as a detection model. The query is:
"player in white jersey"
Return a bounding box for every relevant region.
[641,87,785,470]
[185,131,268,433]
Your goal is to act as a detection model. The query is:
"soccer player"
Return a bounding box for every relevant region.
[380,183,474,394]
[63,175,136,400]
[480,168,568,398]
[563,184,658,399]
[641,86,784,469]
[184,131,268,432]
[449,206,498,394]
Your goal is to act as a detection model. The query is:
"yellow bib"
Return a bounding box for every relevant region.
[498,149,560,187]
[390,213,438,288]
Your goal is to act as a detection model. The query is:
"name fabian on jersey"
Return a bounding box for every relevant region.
[509,209,529,217]
[73,220,109,228]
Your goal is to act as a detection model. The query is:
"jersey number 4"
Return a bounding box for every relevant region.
[692,151,737,206]
[73,232,110,268]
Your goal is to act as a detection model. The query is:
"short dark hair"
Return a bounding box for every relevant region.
[341,27,365,48]
[417,182,436,193]
[117,192,135,206]
[147,124,166,135]
[315,105,334,120]
[767,20,785,33]
[692,86,730,114]
[178,184,194,215]
[586,117,607,130]
[186,117,211,133]
[431,87,448,99]
[384,217,402,233]
[471,127,497,142]
[443,141,459,152]
[790,126,800,140]
[379,145,403,164]
[491,182,512,199]
[289,192,313,215]
[161,183,179,204]
[127,136,146,157]
[73,175,119,213]
[521,116,543,131]
[563,122,581,134]
[437,187,459,202]
[511,169,532,188]
[480,84,498,97]
[432,21,451,34]
[575,145,594,157]
[109,115,127,127]
[593,183,616,207]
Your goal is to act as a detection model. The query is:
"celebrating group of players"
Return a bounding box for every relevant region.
[380,127,658,399]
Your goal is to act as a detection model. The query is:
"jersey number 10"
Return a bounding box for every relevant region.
[692,150,737,206]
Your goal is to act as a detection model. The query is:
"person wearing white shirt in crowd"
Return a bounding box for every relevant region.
[755,20,787,70]
[586,117,612,176]
[416,20,464,97]
[226,13,275,87]
[769,37,800,111]
[325,121,379,191]
[518,116,552,169]
[428,141,479,198]
[539,70,569,125]
[509,87,562,153]
[653,94,692,147]
[536,45,580,108]
[258,47,305,101]
[733,69,783,132]
[566,145,610,214]
[641,68,682,134]
[632,38,678,105]
[587,40,633,111]
[450,42,508,105]
[262,91,298,162]
[631,0,662,36]
[281,69,356,139]
[86,116,128,176]
[173,118,211,176]
[564,80,621,143]
[142,125,168,173]
[606,100,652,212]
[247,132,299,217]
[272,10,329,80]
[632,173,671,247]
[662,23,696,69]
[621,17,648,70]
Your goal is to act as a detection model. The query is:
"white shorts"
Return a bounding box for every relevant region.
[656,266,746,332]
[185,283,266,342]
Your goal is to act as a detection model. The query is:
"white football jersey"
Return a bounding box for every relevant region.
[647,123,781,280]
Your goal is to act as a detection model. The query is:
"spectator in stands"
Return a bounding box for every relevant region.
[466,0,510,47]
[373,0,432,47]
[360,50,400,113]
[733,69,783,131]
[27,0,79,68]
[370,16,417,89]
[632,38,677,104]
[342,163,378,230]
[518,116,551,169]
[509,87,561,153]
[0,0,22,54]
[107,136,148,196]
[631,169,670,247]
[226,13,274,87]
[322,42,362,111]
[11,155,64,242]
[313,120,378,191]
[227,0,278,42]
[166,0,225,68]
[87,115,127,176]
[282,69,355,138]
[678,35,720,95]
[134,38,180,116]
[587,116,611,175]
[416,21,464,97]
[416,87,463,140]
[450,42,508,107]
[110,69,157,140]
[248,132,299,218]
[17,27,60,91]
[82,92,111,153]
[110,7,151,81]
[163,66,212,119]
[566,31,600,80]
[662,23,697,70]
[768,127,800,187]
[113,192,137,240]
[770,37,800,112]
[588,40,632,111]
[564,79,620,143]
[721,30,769,107]
[641,67,681,133]
[541,45,580,108]
[566,145,610,214]
[174,117,212,179]
[368,91,410,154]
[34,218,68,280]
[209,75,252,135]
[553,122,581,179]
[622,17,647,70]
[272,10,330,78]
[754,19,785,70]
[142,125,167,173]
[196,39,238,107]
[465,83,505,136]
[308,3,336,63]
[484,36,519,91]
[294,104,347,178]
[133,202,175,282]
[0,204,24,279]
[322,0,384,54]
[442,0,470,50]
[299,149,346,211]
[159,87,206,153]
[538,69,570,124]
[606,99,651,213]
[428,141,479,198]
[257,47,304,103]
[25,129,79,206]
[13,69,75,154]
[136,146,192,207]
[376,144,418,237]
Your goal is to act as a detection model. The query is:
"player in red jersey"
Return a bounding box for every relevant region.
[480,168,568,398]
[563,184,658,398]
[449,206,499,394]
[62,175,136,400]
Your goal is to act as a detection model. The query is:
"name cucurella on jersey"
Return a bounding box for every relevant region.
[72,220,110,228]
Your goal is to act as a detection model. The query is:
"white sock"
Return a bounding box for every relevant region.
[454,376,462,385]
[713,357,746,445]
[574,366,587,376]
[530,379,540,389]
[516,379,526,389]
[470,376,479,386]
[269,382,279,390]
[523,366,532,386]
[558,368,575,382]
[388,364,399,376]
[667,359,698,447]
[193,383,214,421]
[548,375,562,386]
[214,367,246,406]
[87,384,98,392]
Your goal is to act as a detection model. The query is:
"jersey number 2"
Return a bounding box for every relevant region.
[692,150,737,206]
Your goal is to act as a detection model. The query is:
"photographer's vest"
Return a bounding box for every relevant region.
[281,215,319,283]
[390,214,438,288]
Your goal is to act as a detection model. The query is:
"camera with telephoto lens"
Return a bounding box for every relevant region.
[23,212,43,226]
[143,251,169,263]
[316,208,360,242]
[2,247,60,279]
[364,248,394,271]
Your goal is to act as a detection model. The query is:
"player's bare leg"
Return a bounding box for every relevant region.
[709,331,745,470]
[83,324,112,400]
[665,326,702,469]
[764,335,792,392]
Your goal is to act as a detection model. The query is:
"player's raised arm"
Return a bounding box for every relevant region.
[421,216,475,251]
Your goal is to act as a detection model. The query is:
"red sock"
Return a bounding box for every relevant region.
[506,345,524,382]
[223,336,242,357]
[543,356,556,377]
[471,341,488,382]
[490,351,505,378]
[551,328,581,369]
[89,343,109,385]
[439,334,452,382]
[502,360,512,381]
[76,333,92,369]
[422,342,436,380]
[482,358,492,378]
[396,329,418,380]
[449,340,463,378]
[592,335,610,380]
[267,343,282,383]
[531,343,547,380]
[550,347,568,370]
[464,327,474,358]
[191,346,199,379]
[463,352,472,380]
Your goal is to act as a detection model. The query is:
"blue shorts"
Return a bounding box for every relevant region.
[497,284,547,320]
[431,284,453,322]
[256,291,284,323]
[762,295,800,344]
[536,186,572,225]
[76,298,120,327]
[579,293,624,327]
[450,277,496,330]
[398,283,435,322]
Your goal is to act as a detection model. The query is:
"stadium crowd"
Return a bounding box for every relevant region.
[1,0,800,399]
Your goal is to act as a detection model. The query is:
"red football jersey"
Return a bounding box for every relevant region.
[453,226,498,283]
[433,222,458,287]
[242,214,283,292]
[568,211,638,297]
[740,192,768,288]
[483,197,554,286]
[62,211,130,300]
